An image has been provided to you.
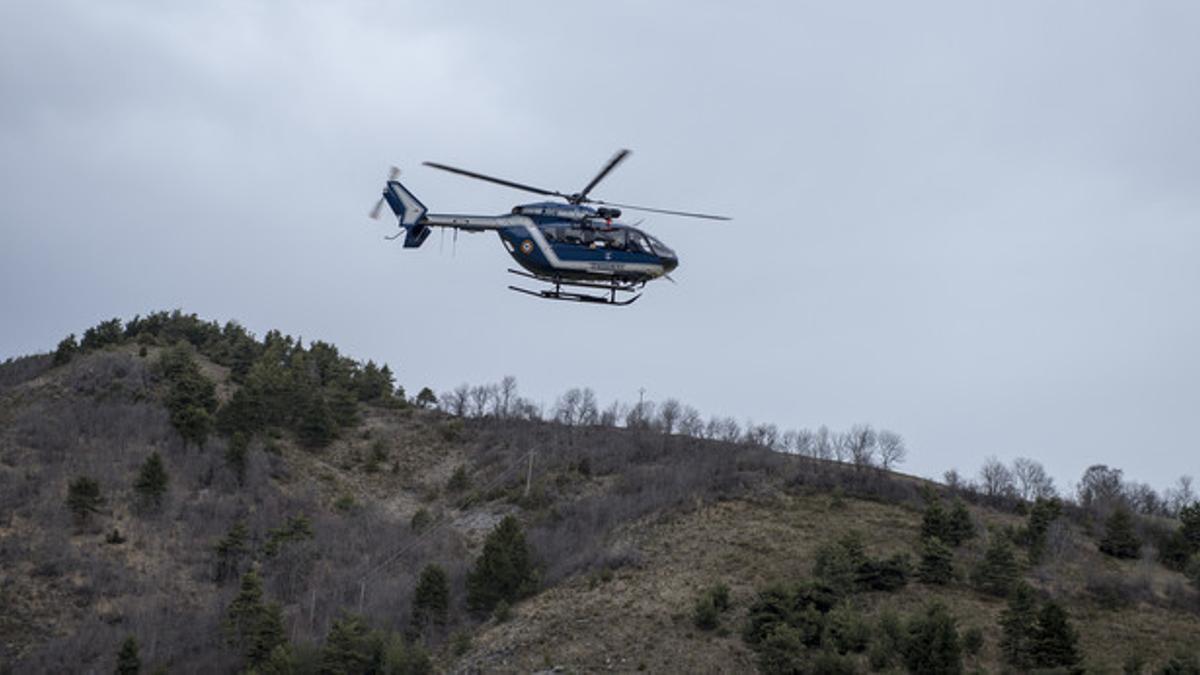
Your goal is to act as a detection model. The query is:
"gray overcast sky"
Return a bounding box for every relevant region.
[3,1,1198,491]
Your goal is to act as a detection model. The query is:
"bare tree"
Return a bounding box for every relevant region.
[1165,475,1196,516]
[978,456,1016,500]
[599,401,623,427]
[678,406,703,437]
[793,429,815,457]
[943,469,964,491]
[441,384,470,417]
[876,429,907,471]
[1124,481,1164,516]
[1011,457,1056,501]
[553,388,583,426]
[716,417,741,443]
[842,424,877,469]
[468,384,495,418]
[657,399,682,435]
[578,388,599,426]
[1076,464,1125,511]
[494,375,518,418]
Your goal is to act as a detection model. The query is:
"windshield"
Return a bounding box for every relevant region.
[645,233,675,258]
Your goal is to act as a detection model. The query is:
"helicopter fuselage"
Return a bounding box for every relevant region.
[496,217,678,284]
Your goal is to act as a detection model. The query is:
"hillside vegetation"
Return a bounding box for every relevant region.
[1,311,1199,673]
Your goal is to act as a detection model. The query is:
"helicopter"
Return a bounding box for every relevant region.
[369,149,730,305]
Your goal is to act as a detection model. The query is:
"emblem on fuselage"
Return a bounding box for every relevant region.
[520,240,534,254]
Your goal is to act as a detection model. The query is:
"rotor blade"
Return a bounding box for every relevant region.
[577,148,631,201]
[388,166,400,181]
[423,161,565,198]
[663,274,677,284]
[369,196,385,220]
[589,199,731,221]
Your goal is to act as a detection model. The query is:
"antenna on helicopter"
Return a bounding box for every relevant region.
[422,151,730,221]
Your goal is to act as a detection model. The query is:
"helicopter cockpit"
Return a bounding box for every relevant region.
[542,225,671,257]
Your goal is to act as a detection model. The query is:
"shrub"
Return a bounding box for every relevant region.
[856,553,911,592]
[692,584,730,631]
[826,605,870,654]
[225,432,249,486]
[466,515,536,612]
[410,508,432,533]
[1186,555,1200,591]
[263,515,313,557]
[493,599,512,623]
[115,635,140,675]
[447,465,471,492]
[756,624,806,675]
[66,476,104,527]
[415,387,438,409]
[962,626,983,657]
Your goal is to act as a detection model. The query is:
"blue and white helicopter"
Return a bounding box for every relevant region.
[369,149,729,305]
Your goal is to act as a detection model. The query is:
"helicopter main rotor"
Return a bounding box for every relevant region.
[422,149,730,221]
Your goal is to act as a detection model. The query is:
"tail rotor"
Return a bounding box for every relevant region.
[369,166,401,220]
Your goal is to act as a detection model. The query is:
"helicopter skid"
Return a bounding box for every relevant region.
[506,269,642,306]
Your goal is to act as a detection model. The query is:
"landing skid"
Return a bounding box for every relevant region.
[506,269,643,306]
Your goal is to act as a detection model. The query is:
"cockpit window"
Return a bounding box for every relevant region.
[645,234,675,258]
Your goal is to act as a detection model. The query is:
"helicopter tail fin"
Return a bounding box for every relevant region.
[382,179,431,248]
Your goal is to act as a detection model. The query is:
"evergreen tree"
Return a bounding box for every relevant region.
[415,387,438,409]
[918,537,954,585]
[214,520,250,583]
[320,613,380,675]
[134,452,169,511]
[156,344,217,447]
[1099,508,1141,559]
[225,432,249,486]
[225,570,287,670]
[1026,497,1062,563]
[466,515,536,612]
[972,535,1020,597]
[54,334,78,366]
[999,582,1038,670]
[296,390,336,448]
[1031,601,1082,670]
[66,475,104,526]
[410,564,450,637]
[920,492,948,543]
[902,603,963,674]
[1181,502,1200,551]
[115,635,141,675]
[945,499,975,546]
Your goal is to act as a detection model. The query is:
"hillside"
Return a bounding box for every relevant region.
[2,312,1199,673]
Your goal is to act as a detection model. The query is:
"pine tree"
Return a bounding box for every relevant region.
[411,564,450,637]
[902,603,963,674]
[1026,497,1062,563]
[134,452,169,511]
[1099,508,1141,559]
[1031,601,1082,670]
[999,582,1038,670]
[466,515,536,612]
[918,537,954,585]
[1181,502,1200,551]
[320,613,379,675]
[225,570,287,670]
[115,635,141,675]
[214,520,250,583]
[53,334,78,367]
[225,432,249,486]
[972,535,1020,597]
[415,387,438,409]
[920,492,948,543]
[66,475,104,527]
[945,499,976,546]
